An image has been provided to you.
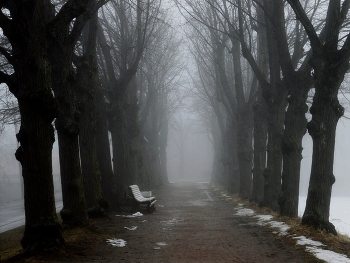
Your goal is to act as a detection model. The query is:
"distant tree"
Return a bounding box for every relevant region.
[287,0,350,234]
[98,0,160,200]
[236,0,287,210]
[139,23,183,187]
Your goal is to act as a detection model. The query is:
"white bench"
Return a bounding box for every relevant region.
[129,185,156,213]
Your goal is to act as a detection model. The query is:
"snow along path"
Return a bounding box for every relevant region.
[229,195,350,263]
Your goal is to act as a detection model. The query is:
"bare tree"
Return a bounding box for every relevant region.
[0,0,102,252]
[287,0,350,234]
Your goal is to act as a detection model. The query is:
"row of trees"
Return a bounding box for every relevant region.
[0,0,182,252]
[179,0,350,235]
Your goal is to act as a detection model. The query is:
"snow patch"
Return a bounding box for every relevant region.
[306,246,350,263]
[156,242,167,246]
[116,212,143,218]
[124,226,137,231]
[293,236,325,247]
[234,207,255,216]
[268,221,290,236]
[106,238,127,247]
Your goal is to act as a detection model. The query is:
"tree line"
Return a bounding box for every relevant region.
[0,0,183,253]
[178,0,350,236]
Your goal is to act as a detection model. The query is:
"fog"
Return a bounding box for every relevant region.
[167,110,213,183]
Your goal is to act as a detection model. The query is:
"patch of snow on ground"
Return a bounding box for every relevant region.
[268,221,290,236]
[254,214,273,222]
[156,242,167,246]
[106,238,127,247]
[116,212,143,218]
[293,236,325,247]
[124,226,137,231]
[230,197,350,262]
[306,247,350,263]
[161,218,184,227]
[234,207,255,216]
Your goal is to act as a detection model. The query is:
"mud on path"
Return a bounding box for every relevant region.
[2,182,319,262]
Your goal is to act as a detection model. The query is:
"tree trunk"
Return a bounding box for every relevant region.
[76,61,106,216]
[109,96,130,202]
[16,107,63,252]
[237,106,253,199]
[95,84,118,210]
[262,84,287,211]
[75,11,107,217]
[279,73,312,217]
[226,117,240,194]
[159,122,169,185]
[302,69,345,234]
[251,94,268,204]
[12,17,63,252]
[50,45,88,226]
[6,2,65,251]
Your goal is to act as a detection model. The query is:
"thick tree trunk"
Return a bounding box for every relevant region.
[50,47,88,226]
[57,131,88,225]
[237,106,253,199]
[226,118,240,194]
[110,97,131,202]
[17,108,63,252]
[159,124,169,185]
[262,84,287,211]
[95,84,118,210]
[251,94,268,204]
[76,61,107,216]
[75,12,107,216]
[279,73,312,217]
[210,114,224,184]
[8,2,64,251]
[302,71,344,234]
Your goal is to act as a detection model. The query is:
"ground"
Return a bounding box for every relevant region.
[1,182,349,262]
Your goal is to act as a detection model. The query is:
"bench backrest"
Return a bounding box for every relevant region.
[129,185,144,201]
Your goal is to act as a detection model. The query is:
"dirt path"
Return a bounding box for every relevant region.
[2,182,319,262]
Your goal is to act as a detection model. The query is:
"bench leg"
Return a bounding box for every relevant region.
[147,203,156,213]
